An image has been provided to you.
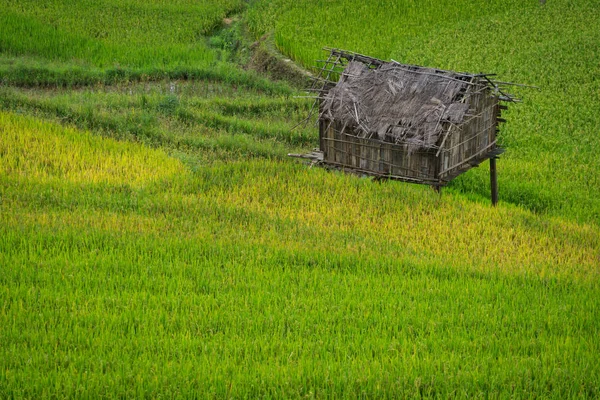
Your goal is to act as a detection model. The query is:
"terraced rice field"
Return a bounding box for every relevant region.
[1,0,599,397]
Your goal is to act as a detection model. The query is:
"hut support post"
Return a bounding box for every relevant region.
[490,157,498,206]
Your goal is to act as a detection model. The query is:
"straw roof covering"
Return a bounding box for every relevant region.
[320,61,480,152]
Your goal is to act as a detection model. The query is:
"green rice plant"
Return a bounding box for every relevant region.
[0,0,244,68]
[1,111,599,398]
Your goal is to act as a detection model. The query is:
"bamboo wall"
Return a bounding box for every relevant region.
[319,85,500,185]
[320,121,439,184]
[438,86,500,180]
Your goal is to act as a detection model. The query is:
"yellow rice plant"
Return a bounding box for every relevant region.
[0,112,188,187]
[206,161,600,282]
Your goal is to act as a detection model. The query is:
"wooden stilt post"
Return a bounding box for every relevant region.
[490,157,498,206]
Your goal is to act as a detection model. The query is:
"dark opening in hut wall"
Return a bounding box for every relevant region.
[307,48,515,187]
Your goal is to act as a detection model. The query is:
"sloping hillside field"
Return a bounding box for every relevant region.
[1,0,599,397]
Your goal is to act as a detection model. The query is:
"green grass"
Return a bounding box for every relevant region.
[1,0,600,397]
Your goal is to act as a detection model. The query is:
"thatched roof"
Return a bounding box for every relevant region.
[320,60,487,152]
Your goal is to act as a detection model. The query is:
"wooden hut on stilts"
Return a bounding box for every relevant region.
[292,48,521,205]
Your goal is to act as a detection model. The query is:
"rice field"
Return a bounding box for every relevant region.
[247,0,600,225]
[0,0,243,68]
[2,111,599,397]
[1,0,599,397]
